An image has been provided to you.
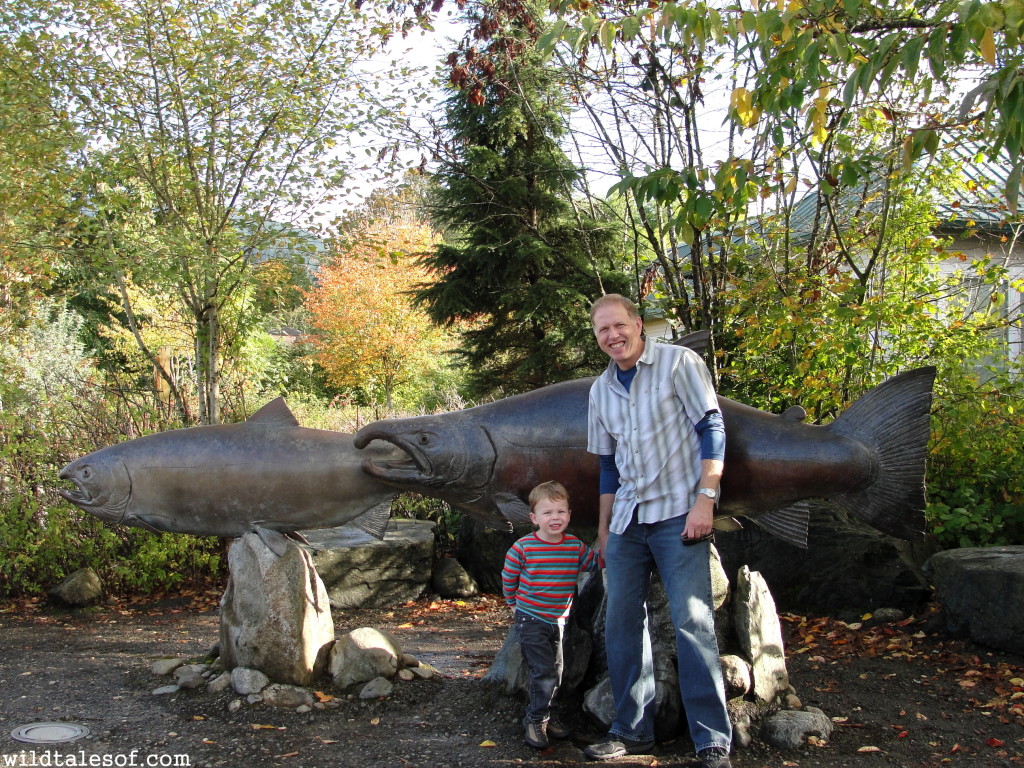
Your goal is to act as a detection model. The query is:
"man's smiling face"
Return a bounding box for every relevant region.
[592,301,645,370]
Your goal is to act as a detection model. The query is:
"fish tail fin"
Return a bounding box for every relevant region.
[827,366,936,540]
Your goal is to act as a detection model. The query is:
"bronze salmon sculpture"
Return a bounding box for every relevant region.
[353,363,936,547]
[58,398,403,554]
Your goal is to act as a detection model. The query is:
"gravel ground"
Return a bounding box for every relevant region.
[0,591,1022,768]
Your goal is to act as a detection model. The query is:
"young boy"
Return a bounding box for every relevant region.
[501,481,600,749]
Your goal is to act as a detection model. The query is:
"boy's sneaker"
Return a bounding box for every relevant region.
[523,719,549,749]
[583,734,656,760]
[546,718,571,739]
[698,746,732,768]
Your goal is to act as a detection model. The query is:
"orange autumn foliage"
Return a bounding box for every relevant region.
[305,223,451,409]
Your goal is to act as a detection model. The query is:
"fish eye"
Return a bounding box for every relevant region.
[81,467,92,480]
[417,433,430,445]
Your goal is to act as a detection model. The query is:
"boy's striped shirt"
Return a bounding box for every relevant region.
[502,532,598,625]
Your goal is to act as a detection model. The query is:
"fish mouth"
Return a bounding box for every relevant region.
[57,467,94,506]
[356,431,446,489]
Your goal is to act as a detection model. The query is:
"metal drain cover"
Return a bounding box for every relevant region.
[11,722,91,744]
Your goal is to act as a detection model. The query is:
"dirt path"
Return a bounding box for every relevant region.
[0,593,1021,768]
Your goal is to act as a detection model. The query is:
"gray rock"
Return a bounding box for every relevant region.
[230,667,270,695]
[150,658,184,676]
[208,672,232,693]
[227,698,242,713]
[582,674,615,728]
[432,557,479,598]
[359,677,394,699]
[305,519,435,609]
[48,567,103,607]
[720,654,753,698]
[152,685,179,696]
[174,668,206,690]
[761,707,833,750]
[262,683,315,709]
[329,627,404,689]
[869,607,906,624]
[924,546,1024,655]
[219,533,335,686]
[733,565,789,704]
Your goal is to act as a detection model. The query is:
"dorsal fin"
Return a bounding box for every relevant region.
[781,405,807,422]
[674,329,710,355]
[247,397,299,427]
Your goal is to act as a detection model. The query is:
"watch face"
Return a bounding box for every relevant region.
[699,488,717,499]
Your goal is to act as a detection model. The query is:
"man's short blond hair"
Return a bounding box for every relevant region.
[590,293,640,323]
[528,481,570,511]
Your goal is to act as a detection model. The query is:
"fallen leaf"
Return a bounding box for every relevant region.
[987,737,1006,747]
[252,724,285,730]
[479,740,497,748]
[857,746,882,753]
[275,752,298,758]
[950,743,961,753]
[314,691,334,703]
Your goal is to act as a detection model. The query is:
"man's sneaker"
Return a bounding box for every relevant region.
[546,718,572,739]
[698,746,732,768]
[583,734,656,760]
[523,719,549,749]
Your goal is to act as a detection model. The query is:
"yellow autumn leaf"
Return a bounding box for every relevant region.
[479,740,497,748]
[857,745,882,753]
[730,87,760,128]
[980,27,996,65]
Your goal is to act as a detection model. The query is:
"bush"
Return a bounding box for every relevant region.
[0,300,225,598]
[925,369,1024,548]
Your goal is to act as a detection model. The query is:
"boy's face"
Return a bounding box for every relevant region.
[530,496,571,541]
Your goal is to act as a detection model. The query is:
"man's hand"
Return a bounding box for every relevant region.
[683,497,715,542]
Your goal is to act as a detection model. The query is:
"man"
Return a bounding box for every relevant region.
[585,294,732,768]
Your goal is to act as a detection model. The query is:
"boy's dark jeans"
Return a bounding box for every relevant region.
[517,611,565,723]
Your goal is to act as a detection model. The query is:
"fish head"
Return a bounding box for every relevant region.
[57,449,132,523]
[353,414,497,508]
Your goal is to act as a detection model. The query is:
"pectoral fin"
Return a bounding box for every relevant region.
[494,492,533,525]
[351,501,393,540]
[130,516,165,534]
[712,515,744,532]
[256,526,292,556]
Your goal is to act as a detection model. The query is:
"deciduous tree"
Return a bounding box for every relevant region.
[306,219,456,413]
[39,0,420,423]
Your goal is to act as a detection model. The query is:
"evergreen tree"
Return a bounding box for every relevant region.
[417,0,627,398]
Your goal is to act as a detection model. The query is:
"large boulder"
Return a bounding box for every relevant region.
[304,519,435,609]
[716,502,936,616]
[456,517,531,593]
[329,627,404,689]
[733,565,789,705]
[924,546,1024,655]
[219,533,335,686]
[48,567,103,607]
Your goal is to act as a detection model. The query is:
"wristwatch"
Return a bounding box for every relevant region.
[697,487,718,501]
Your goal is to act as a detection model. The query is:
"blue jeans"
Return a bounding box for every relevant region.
[517,611,565,723]
[604,512,731,753]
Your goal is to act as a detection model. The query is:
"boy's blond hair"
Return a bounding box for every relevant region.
[528,481,570,511]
